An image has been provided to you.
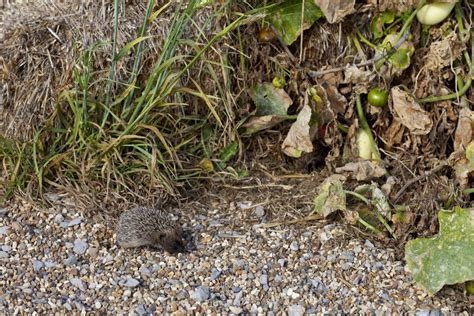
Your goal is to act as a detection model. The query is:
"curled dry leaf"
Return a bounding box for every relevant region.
[243,83,292,135]
[391,86,433,135]
[314,0,355,24]
[454,107,474,151]
[343,65,375,94]
[367,0,418,13]
[314,83,347,123]
[313,174,347,218]
[282,103,314,158]
[450,141,474,189]
[335,160,386,181]
[424,31,465,70]
[383,119,405,148]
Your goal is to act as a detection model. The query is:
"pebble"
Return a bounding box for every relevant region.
[210,268,221,280]
[64,255,78,266]
[70,277,84,290]
[0,251,8,258]
[190,286,210,302]
[0,226,8,235]
[229,306,243,314]
[32,260,44,272]
[365,240,375,248]
[288,305,305,316]
[73,239,88,255]
[1,245,11,252]
[67,217,82,227]
[54,214,64,223]
[254,205,265,217]
[290,241,299,251]
[124,277,140,288]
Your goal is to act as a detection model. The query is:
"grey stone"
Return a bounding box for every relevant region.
[290,241,299,251]
[233,291,243,306]
[274,273,282,282]
[260,274,268,285]
[64,302,72,311]
[373,261,384,270]
[54,214,64,223]
[70,278,85,290]
[0,226,8,235]
[67,218,82,227]
[44,261,57,268]
[135,304,149,315]
[1,245,11,252]
[288,305,305,316]
[365,239,375,248]
[45,193,60,201]
[278,259,286,268]
[339,251,355,262]
[73,239,88,255]
[64,255,78,266]
[232,286,241,293]
[124,277,140,288]
[0,251,8,259]
[138,266,151,275]
[190,286,210,302]
[327,254,337,262]
[254,205,265,217]
[210,268,221,281]
[32,260,44,272]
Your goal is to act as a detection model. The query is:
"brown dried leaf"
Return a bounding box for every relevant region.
[343,65,376,94]
[383,120,405,148]
[391,86,433,135]
[335,161,386,181]
[425,31,466,70]
[454,108,474,152]
[314,0,355,24]
[282,103,314,158]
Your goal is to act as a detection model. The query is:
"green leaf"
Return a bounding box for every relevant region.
[219,142,238,163]
[243,83,293,135]
[267,0,324,45]
[114,36,152,61]
[405,206,474,295]
[370,11,395,40]
[378,34,414,70]
[250,83,292,116]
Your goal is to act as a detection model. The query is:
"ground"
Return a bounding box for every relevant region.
[0,185,471,314]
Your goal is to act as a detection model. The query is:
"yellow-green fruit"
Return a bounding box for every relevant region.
[416,2,456,25]
[357,129,373,160]
[272,76,286,89]
[199,158,214,172]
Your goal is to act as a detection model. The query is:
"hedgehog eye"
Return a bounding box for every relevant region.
[158,233,166,240]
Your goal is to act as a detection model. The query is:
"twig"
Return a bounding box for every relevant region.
[305,29,410,78]
[393,163,448,202]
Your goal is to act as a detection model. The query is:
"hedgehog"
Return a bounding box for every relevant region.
[116,207,186,253]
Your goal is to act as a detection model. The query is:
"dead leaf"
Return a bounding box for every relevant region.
[282,103,314,158]
[425,31,465,70]
[391,86,433,135]
[242,115,288,135]
[313,174,347,218]
[383,120,405,148]
[335,160,386,181]
[343,65,376,94]
[454,107,474,151]
[314,0,355,23]
[450,141,474,189]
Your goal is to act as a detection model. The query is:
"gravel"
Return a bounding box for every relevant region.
[0,198,471,314]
